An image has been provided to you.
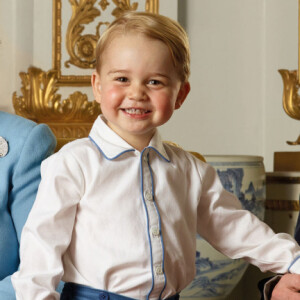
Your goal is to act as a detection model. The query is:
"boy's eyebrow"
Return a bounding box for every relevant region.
[107,69,129,75]
[107,69,170,79]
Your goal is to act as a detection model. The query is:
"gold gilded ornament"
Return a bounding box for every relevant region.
[13,66,101,150]
[99,0,110,10]
[65,0,101,69]
[111,0,138,18]
[278,69,300,145]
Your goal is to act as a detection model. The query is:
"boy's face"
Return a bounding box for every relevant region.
[92,33,190,150]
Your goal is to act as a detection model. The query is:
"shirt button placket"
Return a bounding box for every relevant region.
[155,264,163,276]
[144,189,153,202]
[151,226,161,239]
[141,149,165,298]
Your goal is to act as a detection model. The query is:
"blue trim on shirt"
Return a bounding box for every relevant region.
[147,146,170,163]
[288,254,300,272]
[148,157,167,299]
[88,136,135,160]
[140,149,154,300]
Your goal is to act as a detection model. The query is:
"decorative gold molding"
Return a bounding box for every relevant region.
[145,0,159,13]
[13,66,101,123]
[65,0,101,70]
[53,0,159,86]
[279,70,300,145]
[278,69,300,121]
[13,66,101,150]
[266,199,300,211]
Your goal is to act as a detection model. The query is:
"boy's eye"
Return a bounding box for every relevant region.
[148,79,161,85]
[116,77,128,82]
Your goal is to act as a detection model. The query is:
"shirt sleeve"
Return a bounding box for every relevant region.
[11,150,83,300]
[196,162,300,274]
[1,124,56,300]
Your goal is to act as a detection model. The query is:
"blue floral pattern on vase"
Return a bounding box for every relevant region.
[217,168,265,220]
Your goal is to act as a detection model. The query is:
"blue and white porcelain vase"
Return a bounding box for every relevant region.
[181,155,266,300]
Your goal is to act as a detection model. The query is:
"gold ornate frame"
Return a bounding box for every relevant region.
[53,0,159,86]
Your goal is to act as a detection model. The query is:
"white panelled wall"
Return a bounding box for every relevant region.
[0,0,299,171]
[0,0,34,113]
[160,0,299,172]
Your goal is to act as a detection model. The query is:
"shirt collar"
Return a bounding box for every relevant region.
[89,115,170,161]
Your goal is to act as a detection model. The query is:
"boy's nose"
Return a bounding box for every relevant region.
[128,83,147,101]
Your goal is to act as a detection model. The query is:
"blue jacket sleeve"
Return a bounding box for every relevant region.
[0,123,56,299]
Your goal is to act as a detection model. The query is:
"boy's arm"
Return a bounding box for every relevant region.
[0,124,56,300]
[11,151,82,300]
[196,162,300,274]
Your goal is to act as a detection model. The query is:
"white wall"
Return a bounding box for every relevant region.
[0,0,299,171]
[265,0,299,170]
[161,0,265,160]
[160,0,299,171]
[0,0,34,113]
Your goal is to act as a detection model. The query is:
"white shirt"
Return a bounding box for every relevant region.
[12,115,300,300]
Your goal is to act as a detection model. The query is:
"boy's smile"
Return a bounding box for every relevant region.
[92,32,190,151]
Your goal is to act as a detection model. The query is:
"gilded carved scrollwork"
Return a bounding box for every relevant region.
[65,0,100,69]
[13,66,101,150]
[279,69,300,121]
[13,66,100,123]
[64,0,149,73]
[111,0,138,18]
[13,67,61,122]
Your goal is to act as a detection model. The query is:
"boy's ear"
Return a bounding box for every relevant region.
[175,82,190,110]
[91,71,102,104]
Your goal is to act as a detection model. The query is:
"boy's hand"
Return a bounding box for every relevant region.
[271,273,300,299]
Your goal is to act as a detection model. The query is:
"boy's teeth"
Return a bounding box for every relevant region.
[125,108,147,114]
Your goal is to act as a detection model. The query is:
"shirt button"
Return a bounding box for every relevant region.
[155,265,163,275]
[144,190,153,201]
[151,227,160,237]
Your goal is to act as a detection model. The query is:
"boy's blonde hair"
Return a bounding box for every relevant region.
[95,11,190,82]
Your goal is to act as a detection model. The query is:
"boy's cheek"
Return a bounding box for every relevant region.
[107,87,124,99]
[100,88,125,106]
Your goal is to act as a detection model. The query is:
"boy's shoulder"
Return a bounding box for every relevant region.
[42,137,98,172]
[59,137,94,153]
[51,137,96,163]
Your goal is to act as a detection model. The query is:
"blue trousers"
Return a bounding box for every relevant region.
[61,282,180,300]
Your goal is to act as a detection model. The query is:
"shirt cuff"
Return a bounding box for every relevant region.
[289,255,300,273]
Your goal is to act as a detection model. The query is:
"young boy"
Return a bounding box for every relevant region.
[12,11,300,300]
